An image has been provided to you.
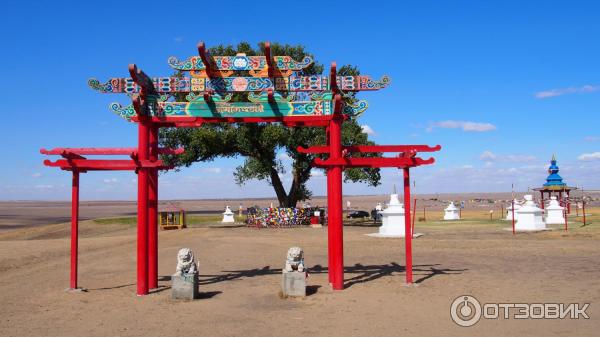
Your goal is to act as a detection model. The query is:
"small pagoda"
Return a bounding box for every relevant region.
[534,155,576,213]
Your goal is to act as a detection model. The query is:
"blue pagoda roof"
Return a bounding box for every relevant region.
[543,155,566,187]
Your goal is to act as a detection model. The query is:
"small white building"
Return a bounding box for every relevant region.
[378,194,406,237]
[443,202,460,220]
[222,206,235,223]
[515,195,547,231]
[505,199,521,221]
[545,196,565,225]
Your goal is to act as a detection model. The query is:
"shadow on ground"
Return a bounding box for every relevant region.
[83,263,465,295]
[198,263,467,288]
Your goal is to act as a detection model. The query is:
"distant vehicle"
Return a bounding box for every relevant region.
[346,210,370,219]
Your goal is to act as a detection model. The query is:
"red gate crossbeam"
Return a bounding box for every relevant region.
[41,147,180,171]
[298,144,441,154]
[130,115,348,128]
[312,156,435,168]
[43,159,171,171]
[41,147,184,156]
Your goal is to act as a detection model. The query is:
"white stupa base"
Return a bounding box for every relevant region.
[545,218,566,225]
[443,217,460,221]
[503,227,552,233]
[366,232,424,238]
[515,223,547,231]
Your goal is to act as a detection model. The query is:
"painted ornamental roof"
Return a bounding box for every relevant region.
[543,155,567,187]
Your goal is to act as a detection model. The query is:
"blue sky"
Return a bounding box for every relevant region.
[1,0,599,200]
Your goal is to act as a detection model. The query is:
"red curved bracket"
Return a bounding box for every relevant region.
[330,62,338,95]
[197,41,212,74]
[128,64,157,97]
[131,94,143,117]
[333,94,342,114]
[264,41,274,77]
[267,88,275,103]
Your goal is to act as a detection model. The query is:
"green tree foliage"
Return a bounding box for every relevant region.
[160,42,381,207]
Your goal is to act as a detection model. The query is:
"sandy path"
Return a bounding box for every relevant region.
[0,223,599,337]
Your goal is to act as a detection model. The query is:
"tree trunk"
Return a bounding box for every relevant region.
[269,166,288,207]
[285,166,303,207]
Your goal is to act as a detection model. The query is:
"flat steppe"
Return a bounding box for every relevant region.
[0,197,598,336]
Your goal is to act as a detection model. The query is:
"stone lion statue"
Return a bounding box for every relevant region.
[284,246,305,272]
[175,248,198,275]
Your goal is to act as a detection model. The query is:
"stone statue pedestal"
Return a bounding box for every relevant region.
[281,271,306,297]
[172,273,199,300]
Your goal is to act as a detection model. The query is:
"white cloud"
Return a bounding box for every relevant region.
[577,152,600,161]
[173,37,183,43]
[103,178,118,183]
[34,184,53,189]
[479,151,536,163]
[202,167,222,174]
[31,172,42,178]
[584,136,600,142]
[310,169,326,177]
[480,151,497,161]
[428,120,496,132]
[361,124,376,135]
[535,85,600,99]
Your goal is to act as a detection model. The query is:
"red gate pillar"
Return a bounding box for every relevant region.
[70,170,80,290]
[148,126,159,289]
[325,126,334,284]
[137,120,150,296]
[403,167,413,284]
[328,115,344,290]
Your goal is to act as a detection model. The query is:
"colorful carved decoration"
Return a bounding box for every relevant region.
[91,42,390,121]
[156,99,332,119]
[109,102,136,121]
[167,54,312,72]
[342,100,369,116]
[88,75,390,93]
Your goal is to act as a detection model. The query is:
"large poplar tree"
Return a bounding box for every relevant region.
[160,42,380,207]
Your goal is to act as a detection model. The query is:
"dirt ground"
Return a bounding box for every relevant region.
[0,208,599,337]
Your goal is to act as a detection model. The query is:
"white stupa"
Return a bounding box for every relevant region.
[366,192,423,238]
[222,206,235,223]
[505,199,521,221]
[443,202,460,220]
[514,195,547,231]
[545,196,565,225]
[377,194,406,236]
